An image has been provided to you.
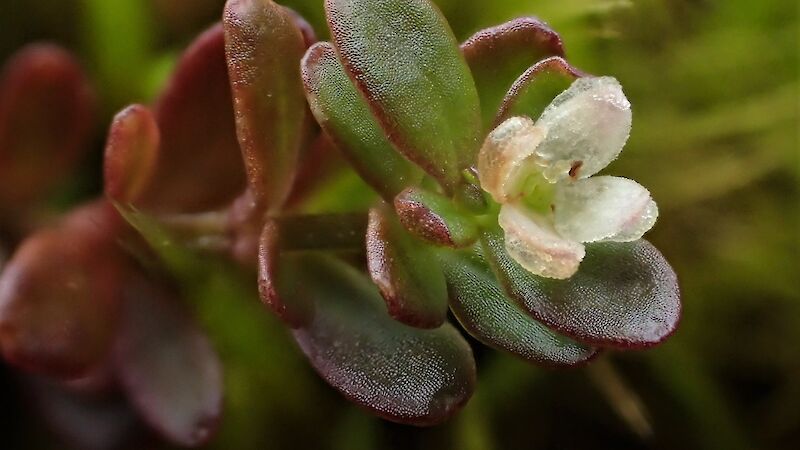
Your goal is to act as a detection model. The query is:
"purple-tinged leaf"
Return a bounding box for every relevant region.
[103,104,159,205]
[139,23,246,213]
[461,17,565,129]
[292,255,476,425]
[325,0,481,191]
[0,44,94,210]
[223,0,311,211]
[114,278,223,447]
[481,230,681,349]
[0,202,126,378]
[366,207,448,329]
[495,56,585,128]
[439,248,598,367]
[302,42,422,200]
[394,187,478,248]
[285,6,318,48]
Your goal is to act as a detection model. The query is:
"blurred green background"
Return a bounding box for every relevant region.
[0,0,797,449]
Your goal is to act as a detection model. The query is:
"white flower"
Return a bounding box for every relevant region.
[478,76,658,279]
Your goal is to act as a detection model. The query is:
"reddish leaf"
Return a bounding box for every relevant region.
[394,187,479,248]
[482,230,681,349]
[285,6,319,48]
[0,202,126,378]
[103,104,159,204]
[0,44,94,209]
[366,207,448,329]
[495,56,585,128]
[224,0,312,211]
[139,23,247,213]
[292,255,476,426]
[114,278,223,447]
[461,18,564,128]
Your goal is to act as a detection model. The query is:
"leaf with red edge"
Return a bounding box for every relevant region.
[461,17,565,129]
[104,104,159,204]
[0,202,126,378]
[114,277,223,447]
[139,23,246,213]
[439,248,598,367]
[285,6,318,49]
[394,187,478,248]
[223,0,312,211]
[481,230,681,349]
[495,56,585,128]
[366,207,448,329]
[325,0,481,191]
[302,42,422,200]
[291,255,475,426]
[0,44,94,210]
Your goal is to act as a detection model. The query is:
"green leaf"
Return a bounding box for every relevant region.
[394,187,479,247]
[461,17,565,129]
[223,0,312,211]
[439,247,597,366]
[103,104,159,204]
[481,230,681,349]
[325,0,481,191]
[495,56,584,127]
[302,42,422,200]
[291,254,476,426]
[366,207,448,328]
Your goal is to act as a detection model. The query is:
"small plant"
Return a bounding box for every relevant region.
[0,0,681,446]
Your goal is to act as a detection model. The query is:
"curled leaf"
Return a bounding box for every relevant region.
[439,248,597,366]
[302,42,422,200]
[292,255,476,425]
[325,0,481,191]
[394,187,478,248]
[366,207,448,329]
[482,230,681,348]
[114,277,223,447]
[224,0,311,210]
[0,44,94,209]
[461,17,564,128]
[103,104,159,204]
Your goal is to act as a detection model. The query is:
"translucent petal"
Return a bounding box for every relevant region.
[533,76,631,181]
[498,203,585,279]
[553,176,657,243]
[477,116,547,203]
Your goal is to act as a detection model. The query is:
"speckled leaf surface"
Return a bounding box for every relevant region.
[103,104,159,204]
[394,187,479,247]
[366,207,448,329]
[224,0,311,211]
[325,0,481,190]
[439,248,597,366]
[292,255,475,426]
[461,18,564,129]
[481,230,681,348]
[302,42,422,200]
[114,278,223,447]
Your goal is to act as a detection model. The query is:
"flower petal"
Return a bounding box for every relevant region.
[554,176,658,243]
[534,76,632,181]
[477,116,547,203]
[498,203,585,280]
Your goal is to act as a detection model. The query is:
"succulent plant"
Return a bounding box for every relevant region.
[0,0,682,445]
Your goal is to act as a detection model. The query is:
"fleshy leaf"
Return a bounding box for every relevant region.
[461,17,565,129]
[482,230,681,348]
[554,176,658,243]
[302,42,422,200]
[439,248,597,366]
[325,0,481,191]
[495,56,584,128]
[0,44,94,209]
[223,0,311,210]
[139,23,246,213]
[394,187,478,247]
[0,202,125,378]
[366,207,448,328]
[103,104,159,204]
[292,255,475,425]
[114,277,223,447]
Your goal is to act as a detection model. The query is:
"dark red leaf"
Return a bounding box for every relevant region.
[103,104,159,204]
